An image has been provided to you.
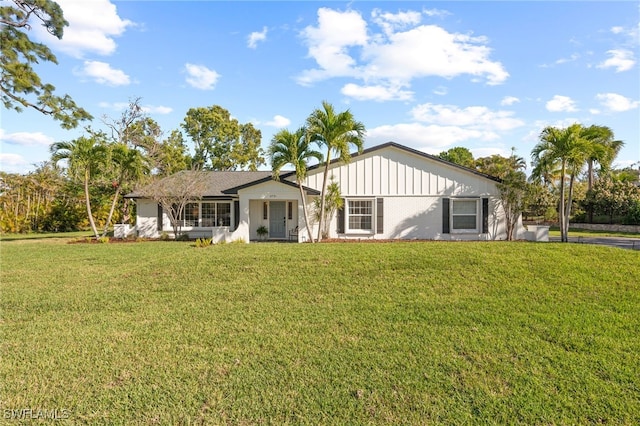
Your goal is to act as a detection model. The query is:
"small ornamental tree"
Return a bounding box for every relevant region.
[497,170,527,241]
[312,176,343,240]
[137,170,209,238]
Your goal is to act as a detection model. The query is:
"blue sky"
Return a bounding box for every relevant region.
[1,1,638,174]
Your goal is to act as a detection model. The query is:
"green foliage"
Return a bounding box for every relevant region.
[181,105,265,170]
[51,132,110,238]
[476,153,526,179]
[313,176,343,239]
[157,130,192,176]
[256,225,268,237]
[0,0,92,128]
[97,236,109,244]
[1,241,639,423]
[523,181,556,222]
[176,233,190,241]
[439,146,475,168]
[306,101,365,241]
[583,174,640,224]
[531,124,595,241]
[269,126,323,243]
[624,200,640,225]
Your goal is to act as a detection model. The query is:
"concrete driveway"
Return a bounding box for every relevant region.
[549,236,640,250]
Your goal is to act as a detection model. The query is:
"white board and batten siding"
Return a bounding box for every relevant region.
[304,144,512,241]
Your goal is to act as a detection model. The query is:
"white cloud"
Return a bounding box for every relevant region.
[341,83,413,101]
[248,27,268,49]
[471,146,510,159]
[597,49,635,72]
[265,115,291,128]
[0,130,54,146]
[297,7,508,99]
[0,153,29,173]
[141,105,173,115]
[184,63,220,90]
[422,8,451,18]
[595,93,639,112]
[371,9,422,36]
[77,61,130,86]
[411,103,524,131]
[34,0,133,58]
[366,123,489,153]
[546,95,578,112]
[555,53,580,65]
[610,26,624,34]
[500,96,520,106]
[433,86,448,96]
[297,8,368,85]
[98,102,172,114]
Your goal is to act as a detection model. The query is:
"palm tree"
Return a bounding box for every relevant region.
[582,125,624,191]
[101,143,149,237]
[580,125,624,223]
[306,101,366,241]
[269,127,323,243]
[51,134,108,239]
[531,124,593,242]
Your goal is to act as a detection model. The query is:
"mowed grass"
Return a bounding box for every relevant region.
[1,239,638,425]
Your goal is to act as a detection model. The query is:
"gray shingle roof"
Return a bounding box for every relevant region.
[126,171,273,198]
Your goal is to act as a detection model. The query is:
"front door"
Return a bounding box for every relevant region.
[269,201,286,238]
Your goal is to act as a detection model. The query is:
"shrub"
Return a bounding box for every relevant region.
[623,200,640,225]
[194,238,212,248]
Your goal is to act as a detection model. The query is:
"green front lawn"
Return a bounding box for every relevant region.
[548,227,640,239]
[1,240,638,424]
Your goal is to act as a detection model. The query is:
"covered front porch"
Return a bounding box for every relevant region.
[234,177,319,243]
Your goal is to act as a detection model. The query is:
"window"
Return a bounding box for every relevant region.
[347,199,373,231]
[178,201,231,227]
[216,203,231,226]
[184,203,199,227]
[451,199,478,232]
[201,202,216,227]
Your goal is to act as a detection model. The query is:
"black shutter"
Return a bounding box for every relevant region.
[482,198,489,234]
[234,200,240,230]
[442,198,450,234]
[263,202,268,220]
[157,204,163,231]
[376,198,384,234]
[337,198,345,234]
[288,202,293,220]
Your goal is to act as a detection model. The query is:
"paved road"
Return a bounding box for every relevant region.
[549,236,640,250]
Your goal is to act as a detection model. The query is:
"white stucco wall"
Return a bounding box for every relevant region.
[136,199,160,238]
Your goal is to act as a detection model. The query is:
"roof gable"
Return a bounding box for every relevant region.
[300,142,500,183]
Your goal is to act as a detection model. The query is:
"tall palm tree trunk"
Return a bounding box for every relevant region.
[317,150,332,242]
[102,186,122,237]
[298,183,314,243]
[84,171,100,239]
[559,161,567,242]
